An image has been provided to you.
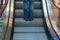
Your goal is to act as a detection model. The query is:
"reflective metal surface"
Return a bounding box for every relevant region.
[45,0,60,39]
[15,9,43,18]
[42,0,59,40]
[4,0,14,40]
[0,0,10,40]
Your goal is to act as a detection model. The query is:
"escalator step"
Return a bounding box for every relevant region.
[14,18,43,26]
[14,26,45,33]
[0,26,2,32]
[13,33,48,40]
[15,0,41,1]
[15,1,42,9]
[0,20,3,24]
[15,9,43,18]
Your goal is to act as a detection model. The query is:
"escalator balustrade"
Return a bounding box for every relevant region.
[0,0,7,39]
[0,0,7,17]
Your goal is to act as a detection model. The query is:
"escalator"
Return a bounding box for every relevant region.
[12,0,53,40]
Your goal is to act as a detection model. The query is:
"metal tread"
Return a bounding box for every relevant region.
[13,33,48,40]
[14,26,45,33]
[15,1,42,9]
[15,0,41,1]
[15,9,43,18]
[14,18,43,26]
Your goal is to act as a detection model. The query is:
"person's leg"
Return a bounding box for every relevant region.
[29,0,34,21]
[23,0,28,21]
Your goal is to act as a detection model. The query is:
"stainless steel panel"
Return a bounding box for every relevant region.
[14,18,43,26]
[0,0,10,40]
[15,1,41,9]
[15,9,43,18]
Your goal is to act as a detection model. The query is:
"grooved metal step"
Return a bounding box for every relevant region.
[14,18,43,26]
[15,9,43,18]
[13,33,48,40]
[15,1,42,9]
[15,0,41,1]
[14,26,45,33]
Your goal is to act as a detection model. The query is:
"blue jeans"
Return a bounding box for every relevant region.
[23,0,34,21]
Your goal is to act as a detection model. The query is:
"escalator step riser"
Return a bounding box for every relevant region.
[15,9,43,18]
[15,1,42,9]
[14,18,43,26]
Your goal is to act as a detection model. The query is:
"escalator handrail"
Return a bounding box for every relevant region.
[52,0,60,9]
[42,0,55,40]
[0,4,7,17]
[42,0,60,40]
[45,0,60,39]
[4,0,14,40]
[0,0,8,17]
[0,0,11,40]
